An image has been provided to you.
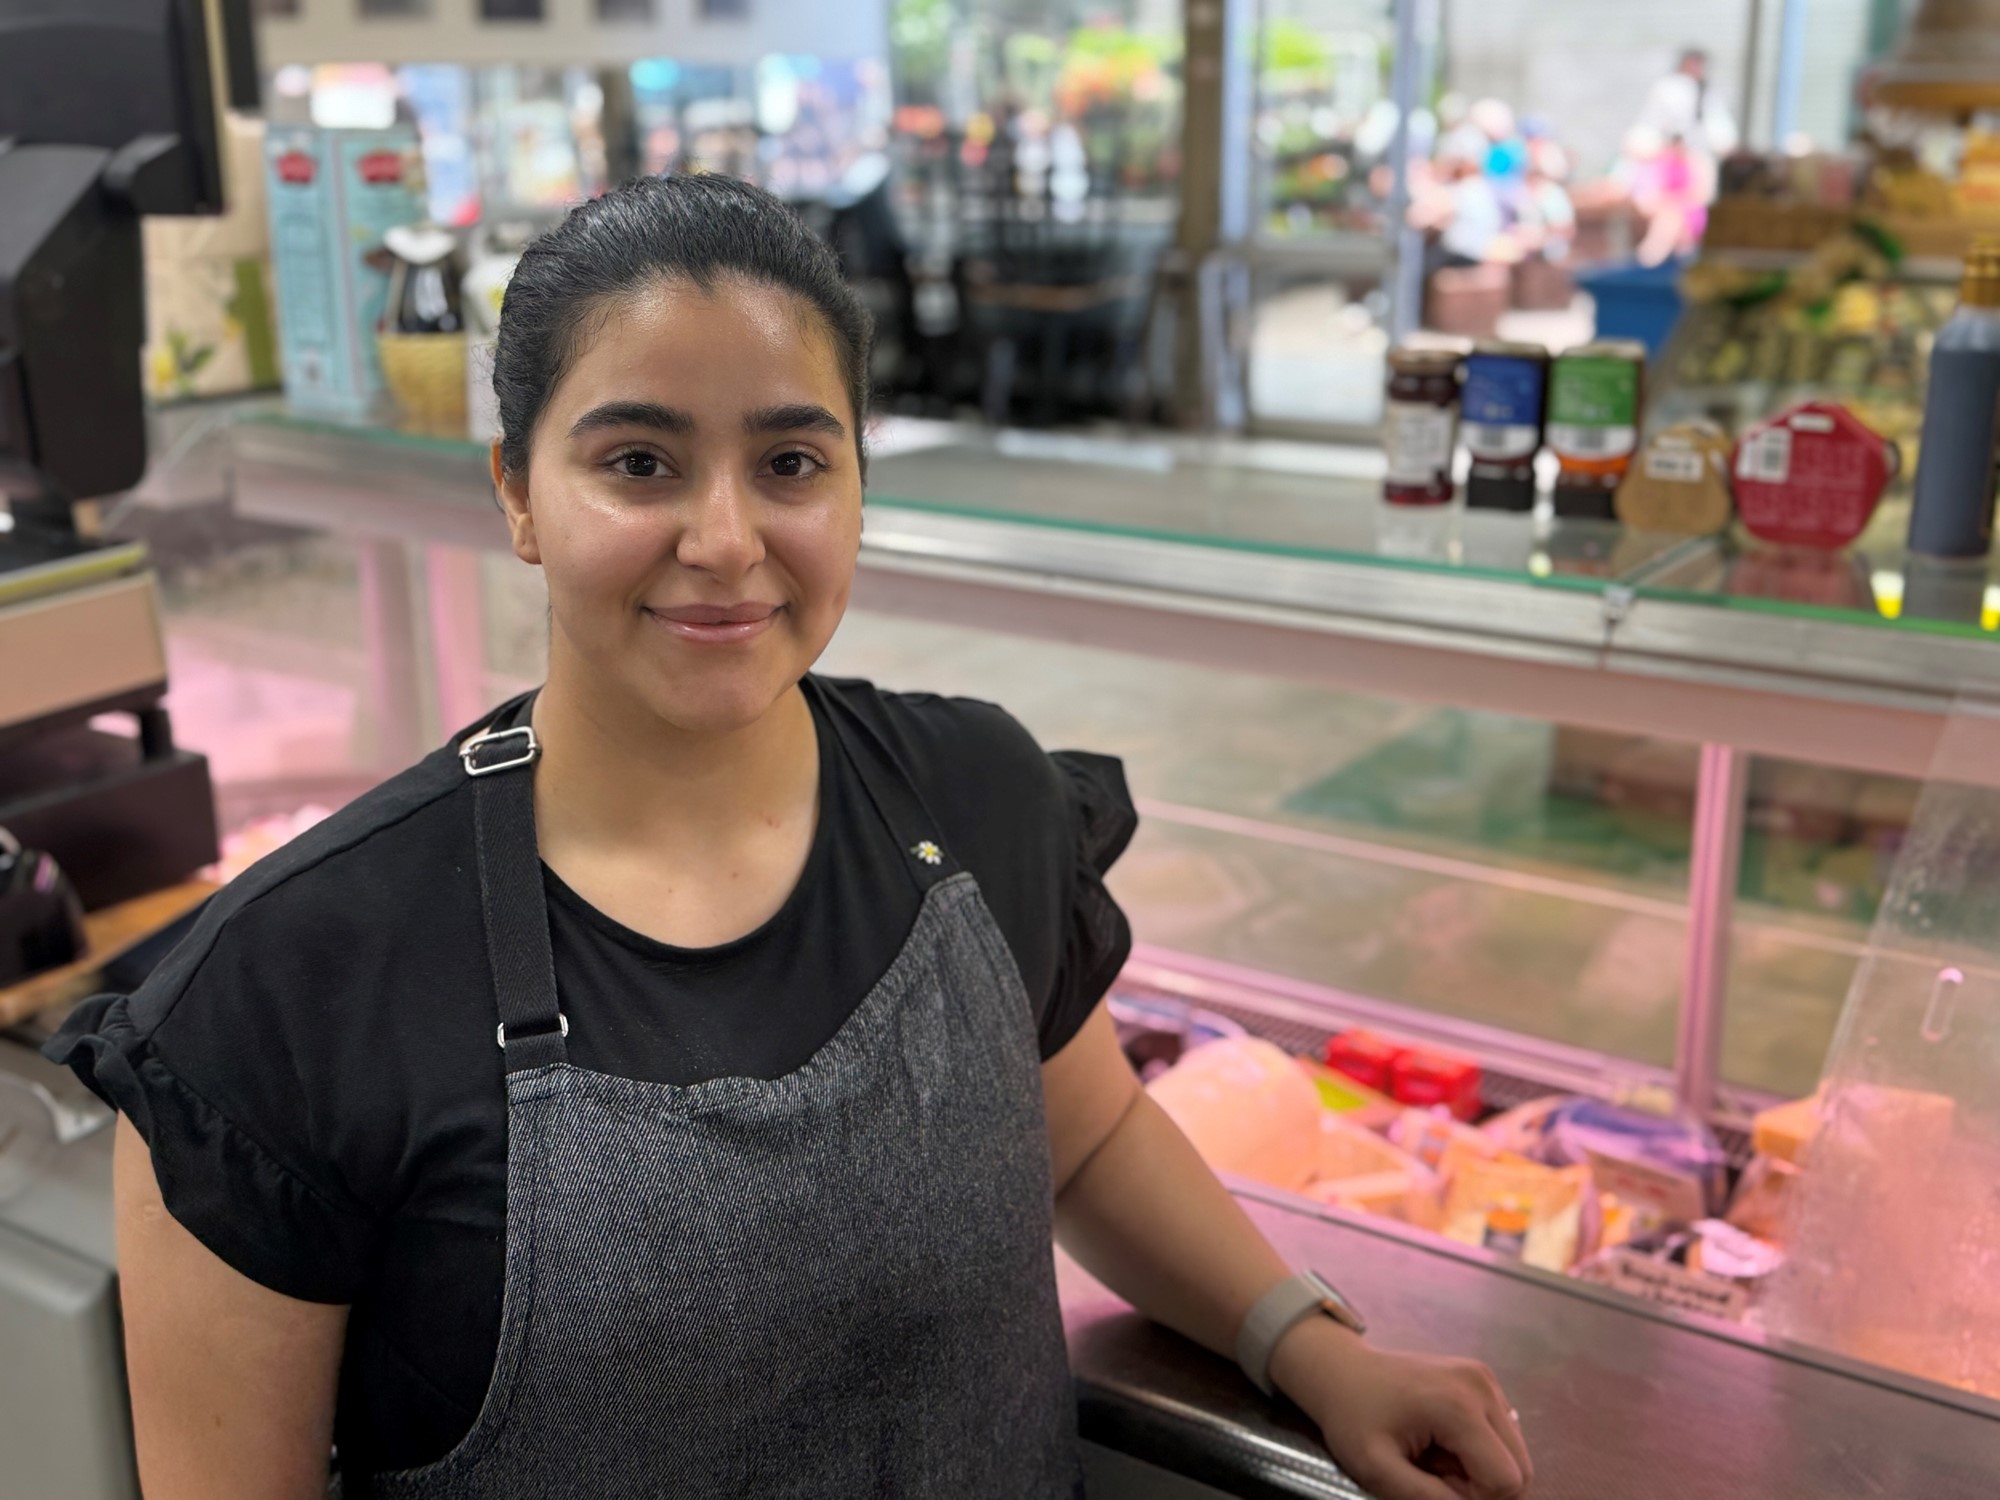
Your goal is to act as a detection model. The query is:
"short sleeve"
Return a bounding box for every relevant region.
[45,939,381,1305]
[1038,750,1138,1058]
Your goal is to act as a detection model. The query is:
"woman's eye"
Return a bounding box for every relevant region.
[615,451,660,478]
[769,450,823,479]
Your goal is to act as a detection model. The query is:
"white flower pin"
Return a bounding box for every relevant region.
[912,840,944,866]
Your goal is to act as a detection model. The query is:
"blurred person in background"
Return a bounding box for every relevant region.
[1517,121,1576,263]
[1518,148,1577,264]
[1413,148,1510,269]
[1638,47,1735,202]
[1609,124,1707,265]
[1433,93,1488,172]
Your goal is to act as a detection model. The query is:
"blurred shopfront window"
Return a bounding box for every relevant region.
[1244,0,1403,434]
[882,0,1182,423]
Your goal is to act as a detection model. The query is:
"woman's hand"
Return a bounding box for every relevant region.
[1270,1315,1533,1500]
[1043,1007,1531,1498]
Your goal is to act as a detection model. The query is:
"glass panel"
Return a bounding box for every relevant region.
[1639,205,1990,638]
[1246,254,1393,430]
[1630,513,2000,641]
[1247,0,1400,431]
[820,607,1694,1069]
[864,426,1688,582]
[358,0,429,17]
[1763,702,2000,1398]
[882,0,1181,422]
[1721,753,1922,1100]
[143,523,379,809]
[240,406,1700,588]
[1254,0,1395,240]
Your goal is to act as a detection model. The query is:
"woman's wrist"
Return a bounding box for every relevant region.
[1266,1308,1374,1408]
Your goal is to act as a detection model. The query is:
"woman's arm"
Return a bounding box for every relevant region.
[113,1115,348,1499]
[1044,1006,1533,1500]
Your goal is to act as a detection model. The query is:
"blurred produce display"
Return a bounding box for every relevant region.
[1656,230,1956,482]
[1257,16,1391,236]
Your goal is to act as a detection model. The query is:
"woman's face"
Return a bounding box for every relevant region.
[496,275,862,736]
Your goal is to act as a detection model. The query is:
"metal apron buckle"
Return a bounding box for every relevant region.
[461,724,540,777]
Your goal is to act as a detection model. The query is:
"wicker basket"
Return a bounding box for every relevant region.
[377,330,468,437]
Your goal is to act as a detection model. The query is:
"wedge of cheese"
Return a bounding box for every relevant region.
[1148,1037,1322,1192]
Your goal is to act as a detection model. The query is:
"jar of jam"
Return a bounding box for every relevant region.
[1548,339,1646,519]
[1383,347,1463,506]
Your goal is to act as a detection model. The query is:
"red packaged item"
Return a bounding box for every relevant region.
[1731,401,1899,550]
[1389,1048,1483,1122]
[1323,1030,1406,1092]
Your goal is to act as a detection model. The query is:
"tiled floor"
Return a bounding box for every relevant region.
[129,490,1888,1103]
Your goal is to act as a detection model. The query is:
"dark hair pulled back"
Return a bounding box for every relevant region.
[492,173,873,480]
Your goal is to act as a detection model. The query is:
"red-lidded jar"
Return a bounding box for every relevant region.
[1383,347,1463,505]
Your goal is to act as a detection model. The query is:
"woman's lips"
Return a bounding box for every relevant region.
[642,603,782,645]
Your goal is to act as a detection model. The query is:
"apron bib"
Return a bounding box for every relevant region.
[362,686,1082,1498]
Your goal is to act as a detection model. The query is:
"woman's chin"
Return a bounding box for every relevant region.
[634,668,797,738]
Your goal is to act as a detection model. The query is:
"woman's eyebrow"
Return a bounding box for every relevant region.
[568,400,696,437]
[744,403,846,438]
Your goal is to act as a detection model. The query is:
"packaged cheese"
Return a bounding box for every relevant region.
[1616,421,1735,535]
[1148,1037,1322,1191]
[1440,1147,1592,1272]
[1751,1093,1822,1165]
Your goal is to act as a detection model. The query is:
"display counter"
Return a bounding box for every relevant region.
[1065,1184,2000,1499]
[37,403,2000,1496]
[225,406,2000,1125]
[229,407,2000,779]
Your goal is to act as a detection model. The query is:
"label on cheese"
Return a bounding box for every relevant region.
[1643,447,1707,484]
[1583,1145,1710,1225]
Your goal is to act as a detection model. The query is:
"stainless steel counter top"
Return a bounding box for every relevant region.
[1062,1188,2000,1499]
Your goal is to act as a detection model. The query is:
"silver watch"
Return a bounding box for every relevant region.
[1235,1269,1368,1397]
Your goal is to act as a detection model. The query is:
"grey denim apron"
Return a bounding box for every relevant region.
[363,686,1083,1499]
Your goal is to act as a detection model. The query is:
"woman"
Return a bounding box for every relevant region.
[48,174,1531,1500]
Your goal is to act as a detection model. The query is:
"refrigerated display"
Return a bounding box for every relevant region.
[59,402,1993,1495]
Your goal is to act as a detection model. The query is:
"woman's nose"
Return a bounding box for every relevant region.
[675,473,765,579]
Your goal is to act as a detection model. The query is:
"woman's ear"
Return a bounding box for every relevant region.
[491,443,542,566]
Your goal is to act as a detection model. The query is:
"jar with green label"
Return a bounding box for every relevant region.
[1548,340,1646,519]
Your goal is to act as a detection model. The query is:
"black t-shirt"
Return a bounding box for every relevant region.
[48,676,1136,1476]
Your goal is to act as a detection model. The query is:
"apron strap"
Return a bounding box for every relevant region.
[463,704,569,1074]
[804,677,961,896]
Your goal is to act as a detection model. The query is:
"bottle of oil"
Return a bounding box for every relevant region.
[1909,240,2000,559]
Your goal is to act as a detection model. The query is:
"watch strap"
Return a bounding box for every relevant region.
[1235,1270,1366,1397]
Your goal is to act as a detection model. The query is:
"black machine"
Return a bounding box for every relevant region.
[0,827,85,987]
[0,0,262,940]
